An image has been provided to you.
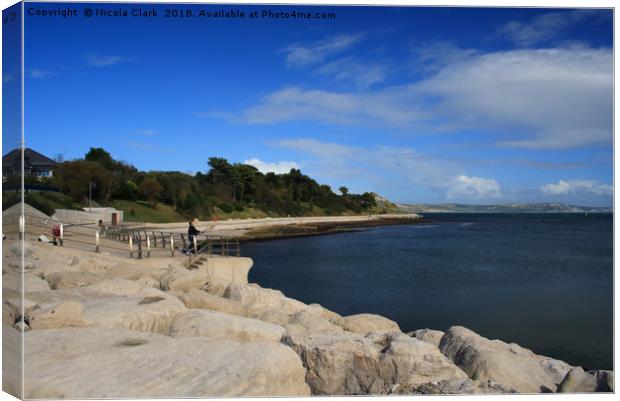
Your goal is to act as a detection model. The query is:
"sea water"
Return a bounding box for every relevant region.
[244,213,613,370]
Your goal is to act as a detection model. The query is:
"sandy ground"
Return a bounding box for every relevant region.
[141,214,421,238]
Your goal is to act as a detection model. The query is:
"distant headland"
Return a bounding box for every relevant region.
[398,203,612,213]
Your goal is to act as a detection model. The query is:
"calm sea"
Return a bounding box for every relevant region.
[244,213,613,370]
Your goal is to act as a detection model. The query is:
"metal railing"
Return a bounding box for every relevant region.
[118,220,146,228]
[118,228,241,260]
[4,215,241,260]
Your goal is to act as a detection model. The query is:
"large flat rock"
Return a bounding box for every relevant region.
[285,330,466,395]
[159,265,208,292]
[409,328,445,347]
[24,328,310,398]
[340,313,400,335]
[224,283,341,324]
[25,287,187,334]
[3,272,50,292]
[45,271,99,290]
[225,283,311,316]
[173,288,247,316]
[440,326,572,393]
[169,309,285,342]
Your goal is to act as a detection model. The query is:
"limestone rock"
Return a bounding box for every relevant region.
[369,332,468,388]
[29,301,85,329]
[285,331,386,395]
[252,309,292,326]
[3,272,50,292]
[173,288,247,316]
[2,304,16,326]
[31,252,108,277]
[9,241,34,258]
[136,276,160,288]
[3,324,22,397]
[557,367,598,393]
[103,261,167,281]
[225,283,328,319]
[24,287,186,334]
[3,297,38,325]
[285,330,466,395]
[199,256,253,284]
[24,328,311,398]
[591,370,614,392]
[394,378,514,394]
[71,257,111,276]
[159,266,207,292]
[81,294,187,334]
[409,329,445,347]
[203,276,231,297]
[84,278,163,297]
[169,310,285,343]
[14,320,30,331]
[224,284,347,337]
[308,303,343,323]
[284,310,344,337]
[45,271,99,290]
[340,313,400,335]
[440,326,572,393]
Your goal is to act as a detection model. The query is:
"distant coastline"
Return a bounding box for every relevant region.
[398,202,613,214]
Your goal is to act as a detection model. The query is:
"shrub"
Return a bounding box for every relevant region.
[24,194,55,216]
[218,202,233,213]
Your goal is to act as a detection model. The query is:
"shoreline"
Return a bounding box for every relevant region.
[3,237,613,396]
[239,215,428,242]
[142,213,424,240]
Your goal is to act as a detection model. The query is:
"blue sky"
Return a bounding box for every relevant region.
[8,4,614,206]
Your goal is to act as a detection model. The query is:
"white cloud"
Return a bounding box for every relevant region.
[126,141,172,152]
[284,34,363,68]
[447,175,502,200]
[419,47,613,149]
[29,68,51,78]
[411,41,480,72]
[235,86,428,126]
[207,46,611,150]
[316,57,388,88]
[244,158,299,174]
[87,54,125,67]
[498,10,604,47]
[541,180,612,196]
[137,129,158,136]
[273,138,464,199]
[276,138,355,158]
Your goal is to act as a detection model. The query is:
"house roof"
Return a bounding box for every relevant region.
[2,148,58,168]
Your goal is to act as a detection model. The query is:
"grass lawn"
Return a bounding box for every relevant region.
[110,200,186,223]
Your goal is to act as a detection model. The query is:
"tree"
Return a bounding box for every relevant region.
[138,175,163,207]
[339,186,349,196]
[85,147,115,170]
[55,160,117,202]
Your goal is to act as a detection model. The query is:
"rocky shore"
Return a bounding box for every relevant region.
[2,240,613,398]
[241,216,427,241]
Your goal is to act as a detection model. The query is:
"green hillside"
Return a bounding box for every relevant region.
[35,147,380,221]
